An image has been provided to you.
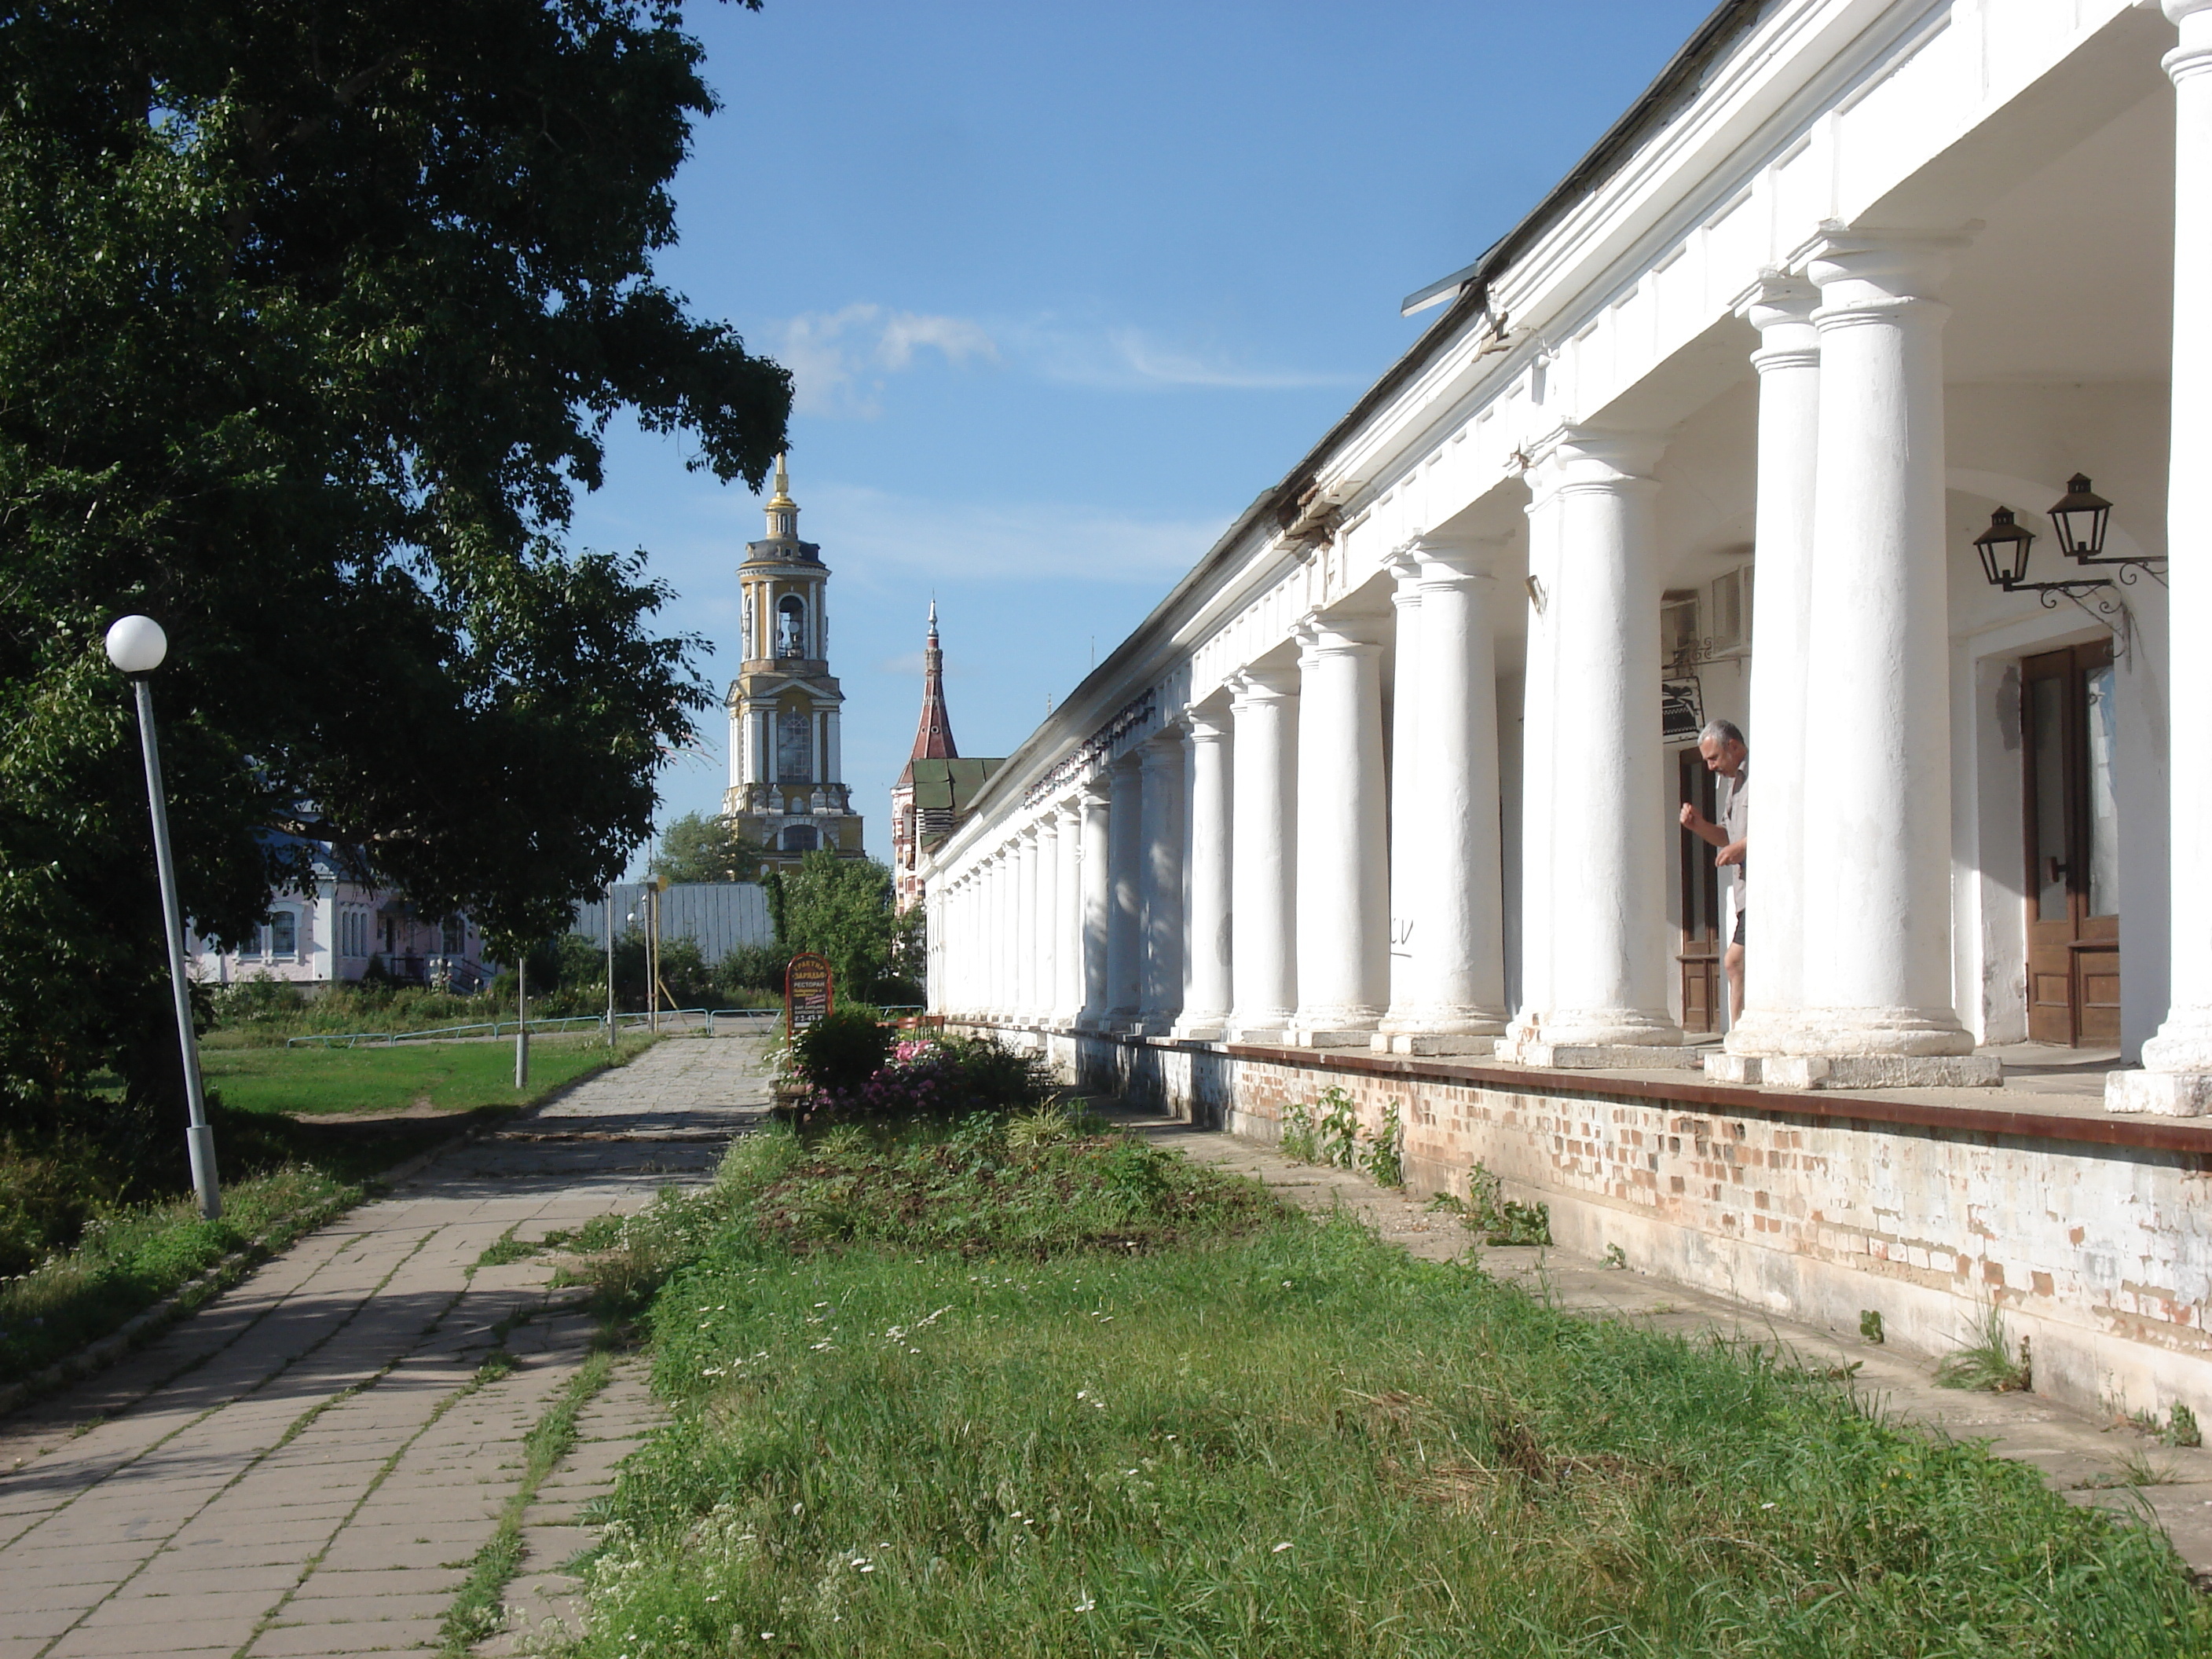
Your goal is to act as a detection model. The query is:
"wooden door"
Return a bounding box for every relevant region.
[1677,749,1722,1034]
[2021,643,2121,1046]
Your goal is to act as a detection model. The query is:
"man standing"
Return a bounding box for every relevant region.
[1679,719,1748,1023]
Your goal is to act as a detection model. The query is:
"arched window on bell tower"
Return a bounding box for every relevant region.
[777,595,807,658]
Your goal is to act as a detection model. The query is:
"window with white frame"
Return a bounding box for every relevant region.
[269,910,298,958]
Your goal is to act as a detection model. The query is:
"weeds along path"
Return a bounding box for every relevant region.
[0,1035,767,1659]
[1119,1104,2212,1579]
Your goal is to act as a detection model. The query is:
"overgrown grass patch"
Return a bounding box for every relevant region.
[565,1125,2210,1658]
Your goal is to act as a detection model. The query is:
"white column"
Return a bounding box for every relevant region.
[1137,731,1186,1033]
[1380,551,1424,1029]
[1105,753,1144,1024]
[1054,798,1083,1022]
[1719,275,1821,1071]
[1176,706,1233,1039]
[1292,613,1390,1042]
[2114,1,2212,1108]
[1789,231,1991,1084]
[1016,825,1040,1022]
[982,854,1000,1015]
[1525,431,1682,1053]
[1511,485,1561,1046]
[1229,668,1298,1040]
[994,847,1015,1018]
[1382,538,1511,1049]
[1035,814,1059,1024]
[1078,781,1113,1027]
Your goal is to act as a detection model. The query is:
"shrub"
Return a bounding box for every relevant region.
[803,1034,1057,1126]
[789,1009,894,1098]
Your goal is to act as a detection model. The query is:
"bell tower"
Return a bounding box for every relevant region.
[723,456,865,866]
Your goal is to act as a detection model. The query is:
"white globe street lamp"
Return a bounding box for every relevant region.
[104,615,222,1221]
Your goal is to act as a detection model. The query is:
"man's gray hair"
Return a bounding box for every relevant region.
[1699,718,1746,749]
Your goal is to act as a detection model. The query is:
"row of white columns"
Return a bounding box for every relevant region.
[932,6,2212,1103]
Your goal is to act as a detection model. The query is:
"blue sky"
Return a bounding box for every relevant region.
[576,0,1719,867]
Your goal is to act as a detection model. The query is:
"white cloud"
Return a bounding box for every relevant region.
[767,303,1352,413]
[772,304,1000,416]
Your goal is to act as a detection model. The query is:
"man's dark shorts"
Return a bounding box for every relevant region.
[1732,912,1745,947]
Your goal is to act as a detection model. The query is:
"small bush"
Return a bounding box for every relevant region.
[1466,1163,1551,1246]
[1936,1301,2032,1393]
[804,1034,1055,1126]
[789,1009,894,1098]
[1358,1101,1405,1188]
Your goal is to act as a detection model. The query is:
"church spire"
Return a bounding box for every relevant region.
[764,452,798,540]
[909,602,958,762]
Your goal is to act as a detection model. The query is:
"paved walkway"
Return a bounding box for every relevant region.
[0,1037,768,1659]
[1119,1107,2212,1578]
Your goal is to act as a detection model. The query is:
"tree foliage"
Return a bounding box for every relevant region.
[650,811,762,885]
[0,0,789,1137]
[763,851,907,1003]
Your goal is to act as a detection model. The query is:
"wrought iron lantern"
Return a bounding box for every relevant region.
[1973,506,2037,590]
[2046,474,2114,562]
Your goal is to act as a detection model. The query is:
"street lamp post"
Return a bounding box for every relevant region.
[104,616,222,1221]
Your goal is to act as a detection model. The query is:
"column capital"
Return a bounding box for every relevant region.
[1525,426,1666,507]
[1382,546,1426,601]
[1295,608,1388,658]
[1802,223,1975,317]
[2166,0,2212,82]
[1053,793,1083,824]
[1075,776,1111,809]
[1137,728,1185,775]
[1413,534,1507,584]
[1184,702,1233,742]
[1230,663,1299,705]
[1732,269,1817,328]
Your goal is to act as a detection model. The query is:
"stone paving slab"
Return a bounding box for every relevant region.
[1121,1105,2212,1577]
[0,1036,766,1659]
[474,1360,660,1657]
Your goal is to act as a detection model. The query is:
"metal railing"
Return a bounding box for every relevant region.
[285,1006,781,1048]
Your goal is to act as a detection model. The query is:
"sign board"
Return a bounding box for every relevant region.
[785,952,833,1038]
[1661,676,1705,744]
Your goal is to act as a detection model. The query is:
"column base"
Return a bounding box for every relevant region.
[1721,1009,1809,1059]
[1704,1052,1763,1084]
[2106,1069,2212,1116]
[1503,1040,1706,1071]
[1170,1016,1227,1042]
[1777,1006,1978,1058]
[1287,1027,1379,1049]
[1533,1009,1683,1049]
[1372,1032,1501,1057]
[1761,1053,2001,1090]
[1130,1014,1177,1037]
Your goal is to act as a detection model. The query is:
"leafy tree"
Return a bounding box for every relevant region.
[0,1,789,1141]
[763,851,903,1002]
[650,811,762,885]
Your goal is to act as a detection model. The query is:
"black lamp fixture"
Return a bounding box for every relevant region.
[1973,506,2037,590]
[2047,474,2113,562]
[1974,472,2163,610]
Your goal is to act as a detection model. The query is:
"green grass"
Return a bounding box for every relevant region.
[0,1165,355,1387]
[439,1348,614,1655]
[562,1124,2211,1659]
[203,1032,654,1117]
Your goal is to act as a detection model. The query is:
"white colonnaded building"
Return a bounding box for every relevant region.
[920,0,2212,1424]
